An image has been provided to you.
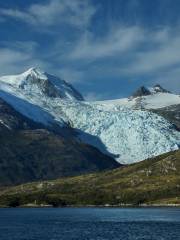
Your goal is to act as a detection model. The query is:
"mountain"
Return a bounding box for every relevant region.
[0,68,179,164]
[0,97,119,186]
[149,84,171,94]
[0,68,84,101]
[132,84,171,98]
[0,150,179,207]
[98,84,180,110]
[132,86,151,98]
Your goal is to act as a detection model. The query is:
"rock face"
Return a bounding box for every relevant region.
[20,72,60,98]
[132,86,151,98]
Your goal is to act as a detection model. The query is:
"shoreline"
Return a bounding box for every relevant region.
[0,204,180,208]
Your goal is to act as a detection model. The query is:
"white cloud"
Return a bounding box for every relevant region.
[77,26,180,79]
[68,26,144,60]
[0,8,35,24]
[1,41,39,53]
[127,33,180,74]
[0,48,30,64]
[56,68,85,83]
[0,0,96,28]
[0,41,49,76]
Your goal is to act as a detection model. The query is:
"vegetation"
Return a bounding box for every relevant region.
[0,150,179,207]
[0,129,119,187]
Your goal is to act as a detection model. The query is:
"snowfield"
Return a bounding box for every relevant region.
[96,93,180,110]
[0,68,179,164]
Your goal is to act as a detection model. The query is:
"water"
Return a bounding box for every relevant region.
[0,208,180,240]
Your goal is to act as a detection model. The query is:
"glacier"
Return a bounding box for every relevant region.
[0,68,179,164]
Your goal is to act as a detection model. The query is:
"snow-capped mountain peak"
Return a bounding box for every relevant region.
[0,67,46,87]
[22,67,48,80]
[131,84,171,99]
[149,84,171,94]
[0,68,84,101]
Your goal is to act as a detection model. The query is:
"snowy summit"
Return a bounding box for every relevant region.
[0,67,84,101]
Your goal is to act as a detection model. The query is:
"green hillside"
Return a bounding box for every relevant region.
[0,150,179,207]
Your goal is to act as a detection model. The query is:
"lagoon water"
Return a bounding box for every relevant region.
[0,208,180,240]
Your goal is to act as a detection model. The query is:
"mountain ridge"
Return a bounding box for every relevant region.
[0,68,179,164]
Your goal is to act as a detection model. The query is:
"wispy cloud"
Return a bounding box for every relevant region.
[68,26,144,60]
[0,0,96,28]
[0,41,50,75]
[56,68,85,83]
[126,30,180,75]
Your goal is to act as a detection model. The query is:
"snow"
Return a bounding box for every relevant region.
[0,89,58,126]
[0,68,179,164]
[0,68,83,101]
[141,93,180,109]
[0,119,11,130]
[59,101,180,163]
[96,93,180,110]
[24,67,48,80]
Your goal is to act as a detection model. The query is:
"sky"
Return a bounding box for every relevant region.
[0,0,180,100]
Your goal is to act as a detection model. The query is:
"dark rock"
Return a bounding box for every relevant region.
[132,86,151,98]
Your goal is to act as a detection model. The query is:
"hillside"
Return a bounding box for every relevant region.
[0,150,179,207]
[0,97,119,186]
[0,129,119,187]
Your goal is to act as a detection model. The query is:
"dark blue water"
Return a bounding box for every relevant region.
[0,208,180,240]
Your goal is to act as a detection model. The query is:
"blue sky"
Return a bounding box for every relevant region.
[0,0,180,100]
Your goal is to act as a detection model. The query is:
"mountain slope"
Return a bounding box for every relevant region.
[0,150,179,207]
[0,98,119,186]
[0,68,179,164]
[0,129,119,187]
